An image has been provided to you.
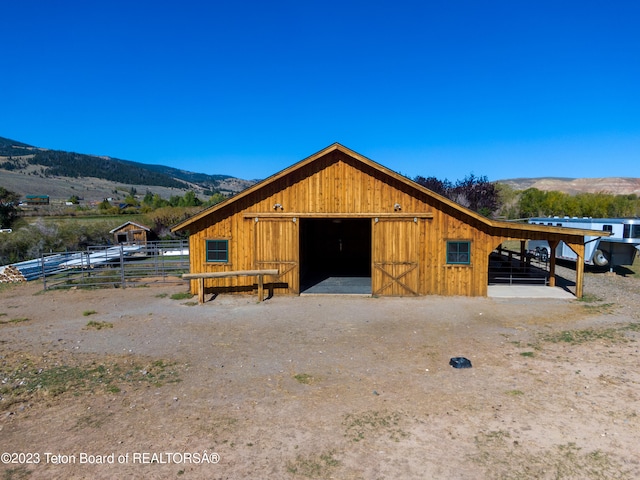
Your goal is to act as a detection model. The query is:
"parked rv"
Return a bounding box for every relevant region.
[527,217,640,268]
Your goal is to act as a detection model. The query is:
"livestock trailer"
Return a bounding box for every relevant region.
[528,217,640,267]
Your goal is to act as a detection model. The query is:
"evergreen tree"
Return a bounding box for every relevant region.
[0,187,20,227]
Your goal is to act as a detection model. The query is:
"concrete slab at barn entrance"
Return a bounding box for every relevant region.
[488,285,575,299]
[300,276,372,295]
[300,279,575,298]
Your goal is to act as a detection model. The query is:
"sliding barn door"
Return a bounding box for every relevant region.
[372,218,420,296]
[254,218,299,294]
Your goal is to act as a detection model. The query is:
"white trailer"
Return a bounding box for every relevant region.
[527,217,640,267]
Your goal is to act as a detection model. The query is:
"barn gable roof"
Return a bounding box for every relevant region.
[109,221,151,234]
[171,143,604,240]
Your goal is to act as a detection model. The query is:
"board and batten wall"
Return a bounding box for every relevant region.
[112,224,148,245]
[185,150,503,297]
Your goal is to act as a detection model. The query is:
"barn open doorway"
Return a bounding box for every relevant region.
[299,218,371,294]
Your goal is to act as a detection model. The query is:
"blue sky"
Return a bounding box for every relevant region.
[2,1,639,182]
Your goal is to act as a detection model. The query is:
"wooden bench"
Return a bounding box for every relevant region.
[182,269,279,303]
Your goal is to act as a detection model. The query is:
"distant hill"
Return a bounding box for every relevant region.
[3,135,638,204]
[498,177,640,196]
[0,136,255,203]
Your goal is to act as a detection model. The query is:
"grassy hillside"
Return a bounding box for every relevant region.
[0,136,255,202]
[1,136,188,188]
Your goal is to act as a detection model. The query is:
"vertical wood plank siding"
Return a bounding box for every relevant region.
[113,224,148,244]
[187,151,498,296]
[373,219,420,296]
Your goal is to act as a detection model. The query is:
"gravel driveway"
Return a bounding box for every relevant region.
[1,265,639,479]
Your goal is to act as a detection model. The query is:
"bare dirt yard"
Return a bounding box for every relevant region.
[1,269,639,479]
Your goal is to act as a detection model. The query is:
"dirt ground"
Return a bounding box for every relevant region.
[1,272,639,479]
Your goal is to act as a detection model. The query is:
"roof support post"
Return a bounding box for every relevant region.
[566,242,585,299]
[548,240,558,287]
[575,255,584,299]
[567,243,584,298]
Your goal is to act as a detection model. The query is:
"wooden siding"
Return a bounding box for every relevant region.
[254,218,299,293]
[373,218,419,296]
[178,145,594,297]
[184,150,501,296]
[113,224,148,244]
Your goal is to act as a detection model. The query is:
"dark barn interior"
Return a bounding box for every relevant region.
[299,218,371,292]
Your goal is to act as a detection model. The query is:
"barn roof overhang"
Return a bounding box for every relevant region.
[170,143,611,245]
[482,220,610,244]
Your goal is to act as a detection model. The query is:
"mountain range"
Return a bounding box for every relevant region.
[1,136,638,204]
[0,136,254,203]
[499,177,640,196]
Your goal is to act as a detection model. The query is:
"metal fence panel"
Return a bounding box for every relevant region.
[41,240,189,290]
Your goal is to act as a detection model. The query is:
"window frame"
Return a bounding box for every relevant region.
[623,224,640,239]
[446,240,471,265]
[205,239,229,263]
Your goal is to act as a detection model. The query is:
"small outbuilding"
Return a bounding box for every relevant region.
[172,144,602,298]
[110,221,151,245]
[25,195,49,205]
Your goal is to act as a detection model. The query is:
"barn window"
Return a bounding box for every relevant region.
[206,239,229,262]
[447,241,470,264]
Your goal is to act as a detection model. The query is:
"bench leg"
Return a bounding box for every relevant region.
[198,278,205,304]
[257,274,264,302]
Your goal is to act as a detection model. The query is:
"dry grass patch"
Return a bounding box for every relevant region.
[472,433,631,479]
[85,320,113,330]
[170,292,193,300]
[293,373,314,385]
[286,450,340,478]
[539,325,634,346]
[0,317,29,325]
[0,352,181,410]
[343,410,409,443]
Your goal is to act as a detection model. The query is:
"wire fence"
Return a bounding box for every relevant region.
[38,240,189,290]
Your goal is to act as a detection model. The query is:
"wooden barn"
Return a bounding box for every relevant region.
[172,144,600,299]
[110,221,151,245]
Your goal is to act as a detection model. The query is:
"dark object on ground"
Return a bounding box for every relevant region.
[449,357,472,368]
